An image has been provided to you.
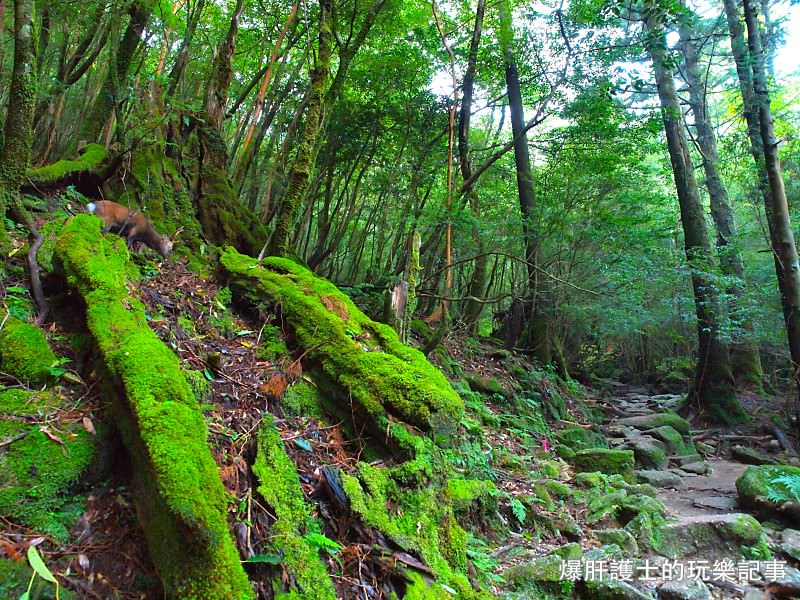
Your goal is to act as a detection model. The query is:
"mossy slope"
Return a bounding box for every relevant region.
[0,388,94,541]
[55,215,252,599]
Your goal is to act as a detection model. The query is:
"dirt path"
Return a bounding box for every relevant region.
[659,459,748,518]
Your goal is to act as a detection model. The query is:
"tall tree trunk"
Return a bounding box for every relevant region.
[678,16,763,387]
[742,0,800,405]
[266,0,332,257]
[204,0,244,131]
[166,0,206,101]
[645,15,742,422]
[498,0,554,365]
[459,0,487,332]
[76,1,151,148]
[0,0,36,246]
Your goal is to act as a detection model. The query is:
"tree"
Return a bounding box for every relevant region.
[678,11,763,387]
[643,5,742,421]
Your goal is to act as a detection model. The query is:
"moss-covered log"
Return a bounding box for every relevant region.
[23,143,109,193]
[55,216,253,599]
[0,316,57,385]
[252,417,337,599]
[220,248,463,449]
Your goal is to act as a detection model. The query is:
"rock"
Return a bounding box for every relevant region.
[555,444,576,460]
[635,470,683,488]
[673,454,703,466]
[618,413,691,435]
[736,465,800,521]
[695,441,715,455]
[465,373,505,396]
[657,580,712,600]
[680,461,710,475]
[572,448,635,480]
[731,444,779,466]
[585,580,654,600]
[504,543,582,583]
[782,528,800,560]
[596,528,638,554]
[691,495,737,511]
[625,439,669,470]
[555,426,609,451]
[655,513,765,559]
[645,426,696,456]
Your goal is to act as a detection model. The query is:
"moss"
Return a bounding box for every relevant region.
[257,324,290,361]
[618,412,691,435]
[0,316,58,385]
[540,461,561,479]
[342,462,489,598]
[447,478,498,519]
[644,425,696,456]
[252,417,337,599]
[401,572,453,599]
[465,374,505,397]
[553,426,608,451]
[54,216,252,599]
[737,464,800,515]
[220,249,463,449]
[26,143,107,185]
[183,368,211,404]
[282,382,325,419]
[571,448,635,481]
[0,389,95,541]
[543,480,571,499]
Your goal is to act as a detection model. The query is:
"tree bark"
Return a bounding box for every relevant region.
[742,0,800,404]
[459,0,488,332]
[204,0,244,131]
[76,1,151,148]
[266,0,332,257]
[0,0,36,246]
[644,14,741,422]
[678,16,763,387]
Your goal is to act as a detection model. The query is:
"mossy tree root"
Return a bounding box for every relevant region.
[219,248,464,455]
[55,215,253,600]
[24,144,110,194]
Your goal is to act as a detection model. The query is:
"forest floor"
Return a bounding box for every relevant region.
[3,253,800,599]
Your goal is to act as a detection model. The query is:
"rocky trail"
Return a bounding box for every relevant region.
[583,383,800,599]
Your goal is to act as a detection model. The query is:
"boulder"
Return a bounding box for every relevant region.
[655,513,765,559]
[618,413,691,435]
[635,470,683,489]
[657,580,712,600]
[572,448,635,480]
[731,445,780,466]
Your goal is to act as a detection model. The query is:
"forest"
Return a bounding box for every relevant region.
[0,0,799,597]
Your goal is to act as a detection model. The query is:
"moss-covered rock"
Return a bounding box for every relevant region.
[737,464,800,522]
[642,425,695,457]
[220,249,463,452]
[281,382,325,419]
[447,478,498,521]
[465,374,505,397]
[654,513,765,560]
[554,426,608,451]
[0,388,95,541]
[731,445,779,466]
[252,418,337,599]
[572,448,635,481]
[55,216,252,599]
[618,413,691,436]
[504,542,582,584]
[0,316,57,385]
[596,528,638,554]
[626,439,668,471]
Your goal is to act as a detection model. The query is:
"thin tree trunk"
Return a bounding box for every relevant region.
[679,16,763,387]
[459,0,487,332]
[166,0,205,100]
[645,15,741,421]
[742,0,800,405]
[204,0,244,131]
[266,0,332,257]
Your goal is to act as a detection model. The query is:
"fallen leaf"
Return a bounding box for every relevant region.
[82,417,96,435]
[39,427,64,446]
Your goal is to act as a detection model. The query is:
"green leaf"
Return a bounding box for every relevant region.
[236,330,255,336]
[302,532,343,555]
[203,367,215,381]
[244,553,283,564]
[294,438,313,452]
[510,497,527,524]
[27,545,58,583]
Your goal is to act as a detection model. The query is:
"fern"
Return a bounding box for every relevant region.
[510,497,527,524]
[766,474,800,503]
[302,532,343,556]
